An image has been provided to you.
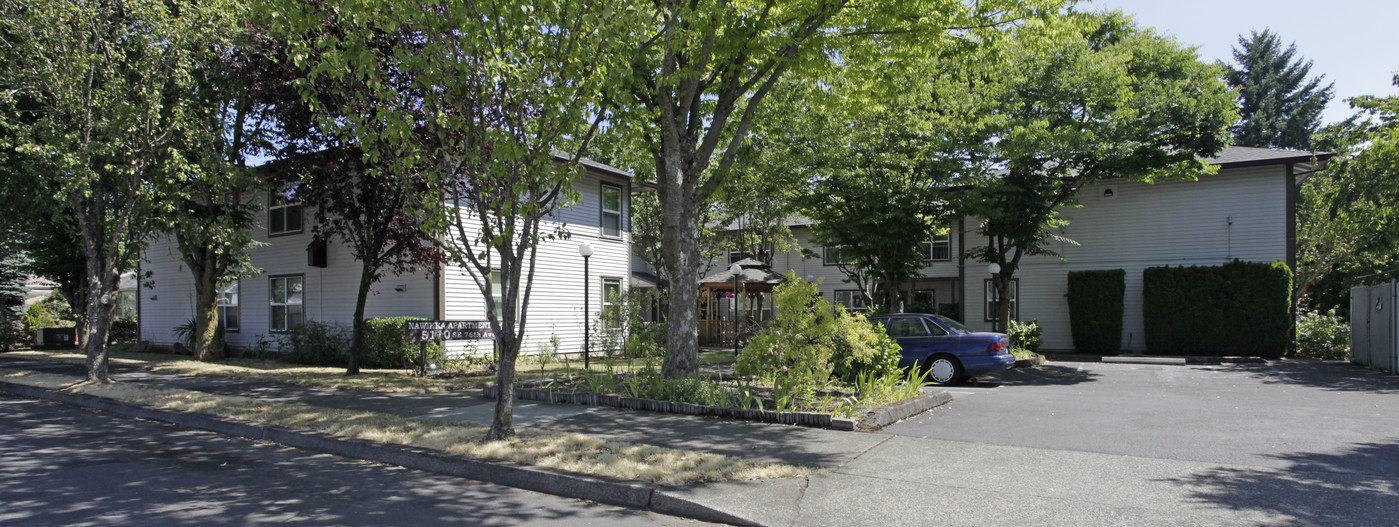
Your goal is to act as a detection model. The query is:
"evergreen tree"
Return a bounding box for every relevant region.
[0,241,29,352]
[1223,30,1334,150]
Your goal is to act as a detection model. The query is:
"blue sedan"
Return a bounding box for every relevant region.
[868,314,1015,384]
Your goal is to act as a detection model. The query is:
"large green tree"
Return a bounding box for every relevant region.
[619,0,1054,378]
[957,12,1237,329]
[276,0,634,439]
[1295,77,1399,309]
[1222,29,1334,150]
[0,0,241,381]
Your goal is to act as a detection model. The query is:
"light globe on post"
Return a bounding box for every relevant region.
[730,263,743,356]
[579,242,593,369]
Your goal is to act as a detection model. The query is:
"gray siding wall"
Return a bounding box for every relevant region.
[959,165,1289,351]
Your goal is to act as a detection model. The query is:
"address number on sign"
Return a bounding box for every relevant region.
[404,320,493,342]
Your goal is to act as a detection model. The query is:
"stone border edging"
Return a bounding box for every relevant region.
[1014,356,1046,368]
[483,385,953,432]
[0,379,758,527]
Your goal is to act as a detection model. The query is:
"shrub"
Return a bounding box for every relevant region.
[936,303,961,322]
[108,318,138,344]
[738,272,905,407]
[1007,319,1043,353]
[1143,260,1291,358]
[360,317,445,369]
[23,295,72,334]
[279,321,349,366]
[905,301,936,314]
[624,322,666,359]
[1067,269,1125,354]
[1295,308,1349,360]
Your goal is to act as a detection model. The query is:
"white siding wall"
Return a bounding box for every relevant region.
[959,165,1289,351]
[441,170,632,358]
[140,192,436,349]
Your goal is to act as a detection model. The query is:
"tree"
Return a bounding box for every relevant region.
[619,0,1052,378]
[276,0,634,439]
[1294,77,1399,309]
[0,0,241,382]
[957,12,1237,329]
[0,236,27,352]
[1222,29,1334,150]
[164,24,275,361]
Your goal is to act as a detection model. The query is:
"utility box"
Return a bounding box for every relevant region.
[1350,282,1398,374]
[35,327,77,348]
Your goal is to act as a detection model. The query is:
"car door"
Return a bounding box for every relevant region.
[882,316,937,369]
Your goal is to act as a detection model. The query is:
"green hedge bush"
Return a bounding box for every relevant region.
[279,321,349,366]
[1295,308,1349,360]
[1142,260,1291,358]
[361,317,446,369]
[1067,270,1125,354]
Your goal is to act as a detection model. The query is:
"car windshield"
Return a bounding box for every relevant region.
[929,315,973,335]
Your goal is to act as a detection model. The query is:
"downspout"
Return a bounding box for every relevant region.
[957,217,966,323]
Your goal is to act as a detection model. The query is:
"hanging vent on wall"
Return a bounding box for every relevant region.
[307,240,328,268]
[1101,186,1117,199]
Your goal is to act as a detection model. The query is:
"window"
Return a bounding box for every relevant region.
[218,280,240,332]
[912,289,935,306]
[884,317,931,338]
[269,275,304,332]
[268,186,304,236]
[924,224,951,261]
[823,247,849,266]
[601,183,622,238]
[489,270,505,321]
[601,277,623,328]
[834,290,867,312]
[984,279,1018,322]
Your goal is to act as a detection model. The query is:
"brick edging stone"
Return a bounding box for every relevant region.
[0,379,758,526]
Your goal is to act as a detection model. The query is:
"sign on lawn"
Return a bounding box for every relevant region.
[404,320,493,342]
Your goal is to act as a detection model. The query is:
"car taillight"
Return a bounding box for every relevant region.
[987,341,1007,353]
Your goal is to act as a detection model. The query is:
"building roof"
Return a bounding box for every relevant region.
[1205,145,1332,168]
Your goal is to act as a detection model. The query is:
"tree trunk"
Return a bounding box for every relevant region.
[660,187,701,379]
[993,273,1012,333]
[79,227,116,383]
[189,249,223,361]
[488,330,520,440]
[347,260,374,375]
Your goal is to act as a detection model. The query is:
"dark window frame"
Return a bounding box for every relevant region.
[267,187,304,237]
[983,278,1019,322]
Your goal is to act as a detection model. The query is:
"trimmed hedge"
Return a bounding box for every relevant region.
[1067,270,1126,354]
[1142,260,1291,359]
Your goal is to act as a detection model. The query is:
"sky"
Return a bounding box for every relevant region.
[1087,0,1399,126]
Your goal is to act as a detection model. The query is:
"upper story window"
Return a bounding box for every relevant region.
[822,246,849,266]
[268,186,304,237]
[601,183,622,238]
[924,224,951,261]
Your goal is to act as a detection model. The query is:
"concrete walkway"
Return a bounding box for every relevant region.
[4,354,1397,526]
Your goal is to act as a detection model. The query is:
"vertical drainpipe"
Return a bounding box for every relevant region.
[957,217,966,323]
[1285,162,1298,357]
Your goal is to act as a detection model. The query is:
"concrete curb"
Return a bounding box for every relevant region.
[856,390,953,431]
[0,379,744,526]
[1014,356,1047,368]
[1041,354,1270,366]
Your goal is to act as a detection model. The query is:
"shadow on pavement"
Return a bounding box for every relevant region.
[963,363,1101,388]
[0,395,651,527]
[1157,439,1399,526]
[1213,360,1399,394]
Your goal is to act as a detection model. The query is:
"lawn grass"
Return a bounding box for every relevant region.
[0,367,810,485]
[6,348,738,394]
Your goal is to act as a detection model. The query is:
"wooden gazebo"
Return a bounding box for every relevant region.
[697,258,785,348]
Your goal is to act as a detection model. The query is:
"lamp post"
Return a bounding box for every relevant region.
[987,262,1002,332]
[579,242,593,369]
[731,262,743,356]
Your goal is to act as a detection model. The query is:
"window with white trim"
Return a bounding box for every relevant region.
[268,186,304,236]
[217,280,240,332]
[602,277,623,328]
[269,275,304,331]
[601,183,622,238]
[833,290,867,312]
[984,279,1018,322]
[923,224,951,261]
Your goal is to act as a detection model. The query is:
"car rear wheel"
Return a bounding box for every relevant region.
[925,355,964,385]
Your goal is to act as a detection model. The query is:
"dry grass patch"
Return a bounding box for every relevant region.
[0,368,809,485]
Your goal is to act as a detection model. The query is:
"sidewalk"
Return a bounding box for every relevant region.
[3,354,1378,526]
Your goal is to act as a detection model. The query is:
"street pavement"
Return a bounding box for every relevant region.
[0,394,715,527]
[2,354,1397,526]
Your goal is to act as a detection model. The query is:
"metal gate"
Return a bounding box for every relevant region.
[1351,282,1398,374]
